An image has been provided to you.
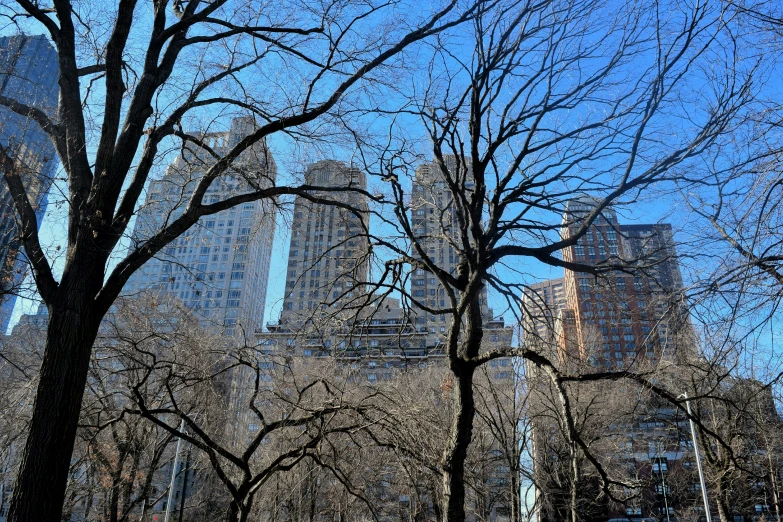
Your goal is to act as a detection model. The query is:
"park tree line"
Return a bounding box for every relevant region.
[0,0,782,521]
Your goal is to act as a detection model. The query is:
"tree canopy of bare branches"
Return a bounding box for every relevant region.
[0,0,486,520]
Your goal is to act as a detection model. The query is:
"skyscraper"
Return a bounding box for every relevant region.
[521,278,566,350]
[526,198,695,522]
[256,157,515,522]
[279,159,369,325]
[524,196,691,367]
[124,117,277,335]
[526,198,781,522]
[410,155,491,344]
[556,196,690,367]
[0,35,59,332]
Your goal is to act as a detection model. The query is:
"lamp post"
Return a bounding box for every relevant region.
[679,392,712,522]
[164,419,186,522]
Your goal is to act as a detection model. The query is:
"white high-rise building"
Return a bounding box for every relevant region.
[410,155,491,344]
[124,117,277,335]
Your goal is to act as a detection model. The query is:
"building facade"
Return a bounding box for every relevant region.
[124,117,277,335]
[529,196,692,369]
[409,155,493,345]
[278,160,370,326]
[0,34,59,332]
[525,197,783,522]
[253,155,515,521]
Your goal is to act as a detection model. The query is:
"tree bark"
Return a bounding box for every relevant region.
[7,291,101,522]
[441,362,476,522]
[224,500,243,522]
[715,476,732,522]
[510,462,522,522]
[570,443,578,522]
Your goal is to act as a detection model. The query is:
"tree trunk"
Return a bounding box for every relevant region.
[224,501,241,522]
[109,472,121,522]
[715,476,732,522]
[510,463,522,522]
[7,296,101,522]
[442,362,476,522]
[771,469,782,522]
[570,443,578,522]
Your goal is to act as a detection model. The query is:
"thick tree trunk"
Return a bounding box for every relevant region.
[224,486,254,522]
[224,502,241,522]
[442,363,476,522]
[7,297,101,522]
[109,472,121,522]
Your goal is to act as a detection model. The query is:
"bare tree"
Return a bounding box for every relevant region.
[122,323,385,522]
[0,296,191,522]
[353,0,757,518]
[0,0,486,520]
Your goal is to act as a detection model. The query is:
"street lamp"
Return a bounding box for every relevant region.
[164,419,186,522]
[678,392,712,522]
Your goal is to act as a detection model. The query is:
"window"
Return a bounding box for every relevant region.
[490,358,511,367]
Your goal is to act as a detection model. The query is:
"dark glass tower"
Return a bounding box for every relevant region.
[0,34,59,332]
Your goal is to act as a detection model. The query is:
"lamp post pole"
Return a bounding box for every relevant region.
[164,419,186,522]
[680,392,712,522]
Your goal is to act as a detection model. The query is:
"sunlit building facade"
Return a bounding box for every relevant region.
[124,117,277,335]
[278,160,369,326]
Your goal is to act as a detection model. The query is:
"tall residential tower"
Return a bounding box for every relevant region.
[124,117,277,335]
[410,156,492,344]
[278,159,369,326]
[0,35,59,332]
